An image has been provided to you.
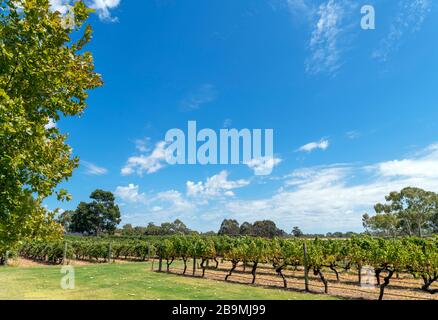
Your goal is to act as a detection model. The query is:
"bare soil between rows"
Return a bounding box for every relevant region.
[160,260,438,301]
[11,258,438,300]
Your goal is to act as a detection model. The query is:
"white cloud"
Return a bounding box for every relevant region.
[298,139,329,152]
[121,141,169,176]
[223,143,438,232]
[88,0,121,22]
[135,137,151,153]
[82,161,108,175]
[246,156,282,175]
[45,118,57,130]
[376,144,438,179]
[50,0,71,14]
[186,170,250,198]
[116,143,438,233]
[373,0,432,61]
[50,0,120,22]
[181,84,217,111]
[115,184,147,203]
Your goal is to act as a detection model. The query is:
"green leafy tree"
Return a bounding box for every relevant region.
[56,210,74,232]
[0,0,102,253]
[371,187,438,237]
[218,219,240,236]
[292,226,304,238]
[362,212,399,237]
[239,221,253,236]
[252,220,285,238]
[0,192,63,263]
[70,190,121,236]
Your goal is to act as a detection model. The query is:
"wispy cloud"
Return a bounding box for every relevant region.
[82,161,108,175]
[373,0,433,62]
[286,0,315,21]
[181,84,217,111]
[287,0,356,75]
[345,130,360,140]
[305,0,352,75]
[298,139,329,152]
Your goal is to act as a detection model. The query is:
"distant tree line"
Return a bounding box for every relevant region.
[57,187,438,239]
[121,219,194,236]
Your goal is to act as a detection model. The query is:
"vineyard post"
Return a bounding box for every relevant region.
[63,242,68,265]
[192,254,197,276]
[147,242,151,261]
[108,242,112,263]
[303,242,310,292]
[158,255,163,272]
[4,251,9,266]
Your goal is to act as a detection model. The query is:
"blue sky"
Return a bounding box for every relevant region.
[46,0,438,233]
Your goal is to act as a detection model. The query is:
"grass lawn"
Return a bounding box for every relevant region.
[0,262,338,300]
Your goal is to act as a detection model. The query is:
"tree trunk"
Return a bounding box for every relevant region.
[225,260,238,281]
[166,257,174,273]
[357,264,362,284]
[251,262,258,284]
[183,258,187,275]
[375,268,382,286]
[275,265,287,288]
[315,269,328,294]
[329,265,340,282]
[421,275,438,294]
[214,257,219,269]
[200,258,206,277]
[378,269,395,300]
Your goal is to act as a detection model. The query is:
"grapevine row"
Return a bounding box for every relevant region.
[19,236,438,299]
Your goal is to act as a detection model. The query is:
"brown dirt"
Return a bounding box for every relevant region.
[165,261,438,301]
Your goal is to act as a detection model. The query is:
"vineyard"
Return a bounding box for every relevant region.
[17,236,438,300]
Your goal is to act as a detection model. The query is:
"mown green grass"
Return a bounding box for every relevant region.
[0,262,338,300]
